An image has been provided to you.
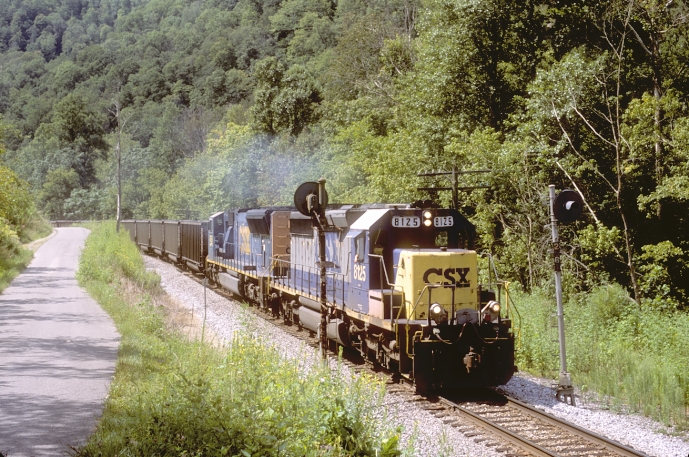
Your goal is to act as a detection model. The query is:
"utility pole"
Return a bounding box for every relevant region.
[417,166,490,209]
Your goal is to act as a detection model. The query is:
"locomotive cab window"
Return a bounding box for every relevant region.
[435,231,448,247]
[372,229,387,255]
[355,233,366,262]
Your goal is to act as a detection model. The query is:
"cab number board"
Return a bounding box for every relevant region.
[392,216,420,227]
[434,216,453,227]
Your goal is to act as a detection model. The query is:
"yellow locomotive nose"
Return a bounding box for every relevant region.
[394,249,478,321]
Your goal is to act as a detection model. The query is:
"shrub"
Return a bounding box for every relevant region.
[0,218,21,256]
[0,165,33,231]
[0,218,33,293]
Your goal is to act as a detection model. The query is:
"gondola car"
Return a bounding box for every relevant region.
[124,202,517,391]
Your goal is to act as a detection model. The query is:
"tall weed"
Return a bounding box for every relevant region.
[76,222,401,456]
[515,283,689,428]
[77,222,159,288]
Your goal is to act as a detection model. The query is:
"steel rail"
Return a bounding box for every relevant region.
[437,397,559,457]
[505,396,650,457]
[437,394,651,457]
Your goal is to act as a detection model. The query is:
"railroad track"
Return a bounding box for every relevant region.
[430,394,651,457]
[179,266,651,457]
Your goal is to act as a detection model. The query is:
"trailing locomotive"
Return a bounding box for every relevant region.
[123,203,517,391]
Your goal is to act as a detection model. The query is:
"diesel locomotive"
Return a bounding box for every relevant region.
[123,202,517,391]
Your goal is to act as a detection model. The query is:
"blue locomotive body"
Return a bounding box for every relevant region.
[124,203,517,391]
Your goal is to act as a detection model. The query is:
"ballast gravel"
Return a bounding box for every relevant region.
[144,256,689,457]
[499,375,689,457]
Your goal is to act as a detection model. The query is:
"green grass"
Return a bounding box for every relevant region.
[0,245,33,293]
[17,216,53,244]
[75,222,401,457]
[515,284,689,429]
[0,216,52,294]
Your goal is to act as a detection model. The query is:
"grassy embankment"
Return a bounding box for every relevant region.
[0,217,53,293]
[75,222,402,456]
[515,285,689,430]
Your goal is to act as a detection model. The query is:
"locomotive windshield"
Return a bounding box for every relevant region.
[435,231,448,247]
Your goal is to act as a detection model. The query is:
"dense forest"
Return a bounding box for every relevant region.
[1,0,689,308]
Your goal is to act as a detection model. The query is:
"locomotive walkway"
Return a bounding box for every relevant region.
[0,228,119,456]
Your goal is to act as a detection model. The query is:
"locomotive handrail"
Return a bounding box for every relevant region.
[481,250,501,284]
[480,252,522,347]
[367,254,400,291]
[402,285,430,358]
[504,281,522,348]
[401,283,470,358]
[478,279,521,345]
[269,257,345,306]
[367,254,405,323]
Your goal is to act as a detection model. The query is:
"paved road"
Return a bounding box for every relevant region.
[0,228,120,457]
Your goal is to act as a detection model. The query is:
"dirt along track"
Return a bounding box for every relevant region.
[0,228,120,457]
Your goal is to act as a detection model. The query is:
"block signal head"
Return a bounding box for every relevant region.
[553,189,583,223]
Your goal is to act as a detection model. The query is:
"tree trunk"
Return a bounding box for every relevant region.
[618,195,641,304]
[116,138,121,233]
[651,34,664,219]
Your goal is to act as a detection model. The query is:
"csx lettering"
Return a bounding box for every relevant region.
[354,263,367,282]
[423,268,470,287]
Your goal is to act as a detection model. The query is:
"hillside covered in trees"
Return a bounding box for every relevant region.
[2,0,689,310]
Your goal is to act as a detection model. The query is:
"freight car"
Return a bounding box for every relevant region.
[121,219,208,273]
[123,203,517,391]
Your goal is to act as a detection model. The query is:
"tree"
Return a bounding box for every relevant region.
[109,99,132,232]
[43,93,108,187]
[0,165,32,231]
[522,1,689,304]
[269,0,334,43]
[286,12,336,65]
[250,58,322,136]
[624,0,689,220]
[149,104,218,173]
[401,0,557,158]
[626,91,689,307]
[40,168,80,220]
[323,8,415,103]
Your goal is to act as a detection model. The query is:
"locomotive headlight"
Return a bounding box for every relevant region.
[430,302,448,325]
[423,219,432,226]
[481,300,500,315]
[423,211,432,219]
